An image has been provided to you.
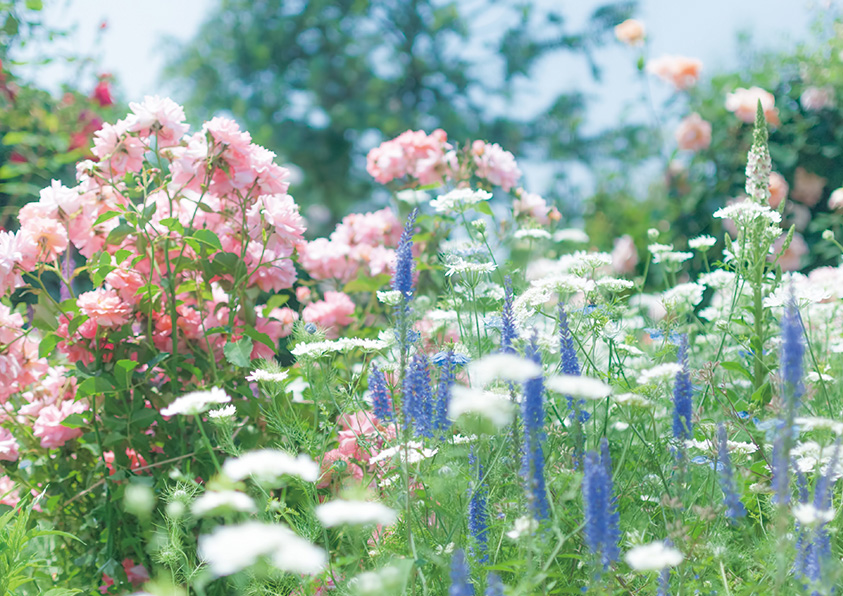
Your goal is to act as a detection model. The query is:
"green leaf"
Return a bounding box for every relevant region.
[474,201,494,216]
[243,326,276,350]
[115,359,140,390]
[38,333,60,358]
[59,413,88,429]
[105,223,134,246]
[93,210,121,226]
[77,376,116,397]
[192,229,223,251]
[719,361,753,381]
[25,0,43,10]
[224,338,254,368]
[343,273,391,294]
[265,293,290,311]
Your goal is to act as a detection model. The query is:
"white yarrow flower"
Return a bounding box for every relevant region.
[689,235,717,250]
[246,369,289,383]
[514,229,552,240]
[637,363,682,385]
[192,490,256,516]
[376,290,404,305]
[198,521,326,576]
[315,499,398,527]
[625,541,684,571]
[792,503,835,526]
[223,449,319,484]
[468,353,542,386]
[208,404,236,419]
[448,386,516,428]
[430,188,492,213]
[506,516,539,540]
[161,387,231,417]
[546,375,612,400]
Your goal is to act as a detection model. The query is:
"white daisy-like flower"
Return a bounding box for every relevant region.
[430,188,492,214]
[653,251,693,265]
[291,337,391,358]
[637,363,682,385]
[597,278,635,292]
[506,516,538,540]
[448,385,516,429]
[614,392,655,408]
[624,541,684,571]
[553,229,589,243]
[376,290,404,306]
[223,449,319,484]
[246,369,289,383]
[795,416,843,435]
[713,201,782,225]
[792,503,835,526]
[208,405,236,419]
[698,270,735,290]
[689,235,717,250]
[546,374,612,400]
[315,499,398,527]
[444,258,497,277]
[369,442,438,465]
[662,283,705,310]
[198,521,326,577]
[161,387,231,417]
[192,490,256,516]
[514,229,552,240]
[467,353,542,385]
[395,189,430,205]
[648,242,674,256]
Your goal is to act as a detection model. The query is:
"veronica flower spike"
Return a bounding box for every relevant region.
[521,338,550,521]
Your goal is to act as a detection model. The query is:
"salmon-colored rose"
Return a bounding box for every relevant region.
[614,19,645,46]
[647,55,702,90]
[675,113,711,152]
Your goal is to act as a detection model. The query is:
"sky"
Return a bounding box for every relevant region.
[19,0,825,196]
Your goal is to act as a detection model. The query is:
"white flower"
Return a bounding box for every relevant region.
[653,251,693,265]
[806,371,834,384]
[208,405,236,419]
[648,242,674,256]
[369,442,438,465]
[161,387,231,417]
[430,188,492,213]
[714,201,782,225]
[291,337,391,358]
[467,353,542,385]
[448,386,516,428]
[444,258,497,277]
[637,363,682,385]
[315,499,398,527]
[698,270,735,290]
[198,521,325,576]
[553,229,589,243]
[793,504,835,526]
[689,235,717,250]
[396,189,430,205]
[506,516,538,540]
[192,490,256,516]
[613,421,630,431]
[223,449,319,484]
[795,416,843,435]
[596,278,635,292]
[685,439,757,455]
[615,343,644,357]
[514,229,552,240]
[546,375,612,400]
[614,393,654,408]
[376,290,403,306]
[246,369,289,383]
[625,541,684,571]
[662,283,705,310]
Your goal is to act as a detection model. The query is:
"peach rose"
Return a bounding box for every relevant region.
[725,87,779,126]
[774,232,807,272]
[791,167,826,207]
[647,55,702,90]
[828,187,843,211]
[675,113,711,152]
[768,172,789,209]
[614,19,645,46]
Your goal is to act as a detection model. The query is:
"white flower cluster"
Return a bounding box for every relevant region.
[291,337,392,358]
[430,188,492,214]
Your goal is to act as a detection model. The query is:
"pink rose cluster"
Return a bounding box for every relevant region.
[299,207,403,282]
[318,411,397,489]
[366,129,453,186]
[302,291,356,339]
[366,130,522,191]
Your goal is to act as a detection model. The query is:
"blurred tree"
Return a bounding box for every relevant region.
[164,0,635,222]
[0,0,120,229]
